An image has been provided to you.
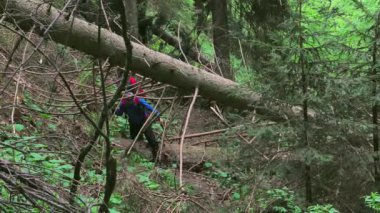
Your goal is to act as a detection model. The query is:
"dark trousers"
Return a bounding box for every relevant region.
[129,122,159,157]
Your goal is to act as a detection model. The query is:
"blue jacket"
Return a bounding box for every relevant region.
[115,92,159,125]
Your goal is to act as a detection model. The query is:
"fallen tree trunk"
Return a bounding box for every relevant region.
[115,138,228,168]
[0,0,297,120]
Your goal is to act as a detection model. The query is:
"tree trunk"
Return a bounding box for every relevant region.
[211,0,233,80]
[297,1,312,204]
[123,0,139,39]
[137,0,149,43]
[194,0,209,36]
[116,138,227,168]
[372,12,380,187]
[0,0,298,121]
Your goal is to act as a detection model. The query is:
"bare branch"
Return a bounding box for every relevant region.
[179,87,199,188]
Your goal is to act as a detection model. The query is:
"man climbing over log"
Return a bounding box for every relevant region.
[115,77,160,159]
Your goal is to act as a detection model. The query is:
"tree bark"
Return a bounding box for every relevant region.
[116,138,227,168]
[211,0,233,80]
[137,0,149,43]
[0,0,295,120]
[123,0,139,39]
[194,0,209,36]
[372,11,380,187]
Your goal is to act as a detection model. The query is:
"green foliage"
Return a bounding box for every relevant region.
[23,91,43,111]
[56,43,69,57]
[110,193,123,205]
[259,187,302,213]
[231,55,255,87]
[157,168,177,189]
[364,192,380,211]
[296,147,334,165]
[110,116,129,137]
[307,204,339,213]
[136,171,160,190]
[47,123,57,131]
[52,0,68,8]
[127,153,161,190]
[198,33,214,58]
[204,161,213,169]
[4,123,25,132]
[0,134,74,210]
[231,192,241,200]
[152,122,163,132]
[204,163,233,187]
[123,153,179,194]
[76,56,95,84]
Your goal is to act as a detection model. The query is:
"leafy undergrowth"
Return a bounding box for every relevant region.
[0,82,376,212]
[1,105,379,212]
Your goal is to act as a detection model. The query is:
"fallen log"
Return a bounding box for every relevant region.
[114,138,228,168]
[0,0,298,121]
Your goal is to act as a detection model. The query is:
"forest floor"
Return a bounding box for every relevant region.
[111,104,245,210]
[0,45,256,209]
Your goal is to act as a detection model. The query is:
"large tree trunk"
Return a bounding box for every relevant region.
[137,0,149,44]
[211,0,233,80]
[116,138,227,168]
[124,0,139,39]
[194,0,209,36]
[0,0,297,121]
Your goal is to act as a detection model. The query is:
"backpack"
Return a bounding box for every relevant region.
[122,92,148,124]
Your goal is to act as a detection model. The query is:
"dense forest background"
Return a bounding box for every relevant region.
[1,0,380,212]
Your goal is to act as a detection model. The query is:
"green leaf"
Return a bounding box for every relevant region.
[30,104,42,111]
[110,194,123,204]
[32,143,47,148]
[42,162,56,169]
[137,174,149,183]
[219,172,228,178]
[35,121,43,127]
[204,162,213,168]
[40,113,52,119]
[48,159,66,164]
[56,164,73,171]
[29,153,46,161]
[232,192,241,200]
[147,182,160,190]
[143,161,154,169]
[48,124,57,131]
[109,208,120,213]
[14,124,25,132]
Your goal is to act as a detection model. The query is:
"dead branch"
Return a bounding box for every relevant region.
[179,87,199,188]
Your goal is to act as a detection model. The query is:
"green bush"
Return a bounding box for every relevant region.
[364,192,380,212]
[307,204,339,213]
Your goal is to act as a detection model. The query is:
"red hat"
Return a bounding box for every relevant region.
[129,76,137,85]
[127,76,145,97]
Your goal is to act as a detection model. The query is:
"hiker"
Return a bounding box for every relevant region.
[114,77,160,158]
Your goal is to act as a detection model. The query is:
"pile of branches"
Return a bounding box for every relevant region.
[0,160,81,212]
